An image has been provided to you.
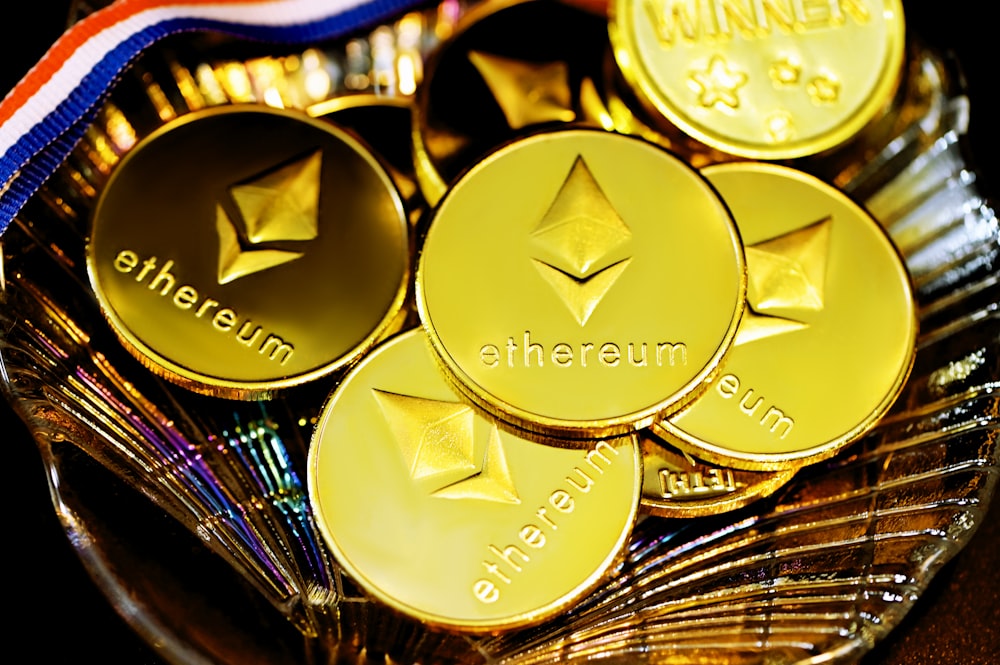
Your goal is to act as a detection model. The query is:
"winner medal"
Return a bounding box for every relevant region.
[610,0,906,159]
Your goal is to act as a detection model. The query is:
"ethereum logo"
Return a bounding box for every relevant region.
[373,390,520,504]
[735,310,808,346]
[736,217,832,345]
[468,50,575,130]
[216,150,321,285]
[530,156,632,326]
[532,259,630,328]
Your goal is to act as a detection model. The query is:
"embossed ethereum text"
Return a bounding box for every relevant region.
[472,441,622,604]
[479,331,687,368]
[113,249,294,365]
[716,373,794,438]
[659,467,736,498]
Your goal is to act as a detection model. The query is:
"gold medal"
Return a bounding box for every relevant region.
[609,0,906,159]
[87,106,409,399]
[417,129,745,438]
[413,0,609,205]
[656,162,916,469]
[308,328,641,631]
[640,430,798,517]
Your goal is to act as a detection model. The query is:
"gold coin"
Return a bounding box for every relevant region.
[640,430,798,517]
[87,106,409,399]
[656,162,916,469]
[417,129,745,439]
[610,0,906,159]
[413,0,609,205]
[308,328,641,631]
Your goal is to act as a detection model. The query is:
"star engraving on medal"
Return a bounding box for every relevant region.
[736,217,832,346]
[372,390,520,504]
[807,74,841,104]
[468,50,575,130]
[216,149,321,285]
[530,156,631,326]
[769,57,801,87]
[765,110,795,143]
[688,55,748,110]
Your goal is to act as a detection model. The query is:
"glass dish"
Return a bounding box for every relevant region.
[2,2,997,663]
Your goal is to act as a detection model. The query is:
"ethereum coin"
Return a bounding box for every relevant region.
[417,129,745,439]
[87,106,409,398]
[413,0,609,205]
[656,162,916,469]
[308,328,641,631]
[609,0,905,159]
[640,429,798,517]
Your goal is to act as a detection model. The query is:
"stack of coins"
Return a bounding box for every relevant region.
[84,0,919,636]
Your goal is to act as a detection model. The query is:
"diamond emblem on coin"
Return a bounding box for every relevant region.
[735,310,808,346]
[468,50,575,130]
[747,217,831,312]
[688,55,748,110]
[373,390,520,504]
[736,217,832,345]
[530,156,631,326]
[216,150,321,284]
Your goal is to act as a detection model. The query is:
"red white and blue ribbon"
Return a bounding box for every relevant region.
[0,0,424,236]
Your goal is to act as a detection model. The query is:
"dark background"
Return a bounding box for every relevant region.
[2,2,997,663]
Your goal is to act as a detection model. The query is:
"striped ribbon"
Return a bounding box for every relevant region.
[0,0,425,236]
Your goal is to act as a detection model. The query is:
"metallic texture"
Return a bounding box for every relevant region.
[308,329,641,631]
[413,0,609,204]
[657,162,917,469]
[417,129,745,438]
[87,106,410,399]
[2,2,997,663]
[640,429,800,516]
[610,0,906,159]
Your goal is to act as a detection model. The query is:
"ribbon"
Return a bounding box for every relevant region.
[0,0,425,236]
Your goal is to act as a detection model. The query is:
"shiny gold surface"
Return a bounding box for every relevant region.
[87,106,409,398]
[610,0,906,159]
[417,129,745,438]
[468,50,575,129]
[640,429,798,516]
[308,329,641,631]
[6,2,1000,663]
[413,0,609,205]
[657,162,916,469]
